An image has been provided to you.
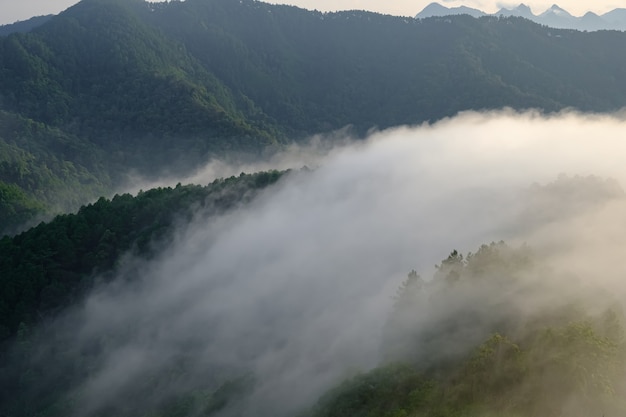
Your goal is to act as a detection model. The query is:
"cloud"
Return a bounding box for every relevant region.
[118,129,354,196]
[17,109,626,416]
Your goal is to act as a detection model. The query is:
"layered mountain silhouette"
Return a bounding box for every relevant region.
[3,0,626,232]
[416,3,626,31]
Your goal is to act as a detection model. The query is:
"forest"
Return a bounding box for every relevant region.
[4,236,626,417]
[3,0,626,232]
[2,1,626,416]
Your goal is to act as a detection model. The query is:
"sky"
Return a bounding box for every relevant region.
[0,0,622,25]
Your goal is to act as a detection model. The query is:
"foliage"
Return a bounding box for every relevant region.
[0,110,110,234]
[0,169,285,343]
[0,180,46,234]
[3,2,626,415]
[0,169,285,417]
[3,222,626,417]
[309,243,626,417]
[0,15,53,36]
[305,364,438,417]
[3,1,626,227]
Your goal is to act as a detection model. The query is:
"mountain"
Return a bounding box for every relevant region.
[416,2,485,18]
[417,2,626,31]
[0,15,53,36]
[537,4,577,28]
[0,169,288,417]
[4,2,626,416]
[0,169,285,343]
[416,2,449,18]
[5,227,626,417]
[580,11,609,31]
[603,8,626,28]
[495,3,534,19]
[4,0,626,232]
[305,242,626,417]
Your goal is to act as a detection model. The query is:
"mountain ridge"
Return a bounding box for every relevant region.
[416,2,626,31]
[3,0,626,232]
[0,15,53,36]
[2,3,626,415]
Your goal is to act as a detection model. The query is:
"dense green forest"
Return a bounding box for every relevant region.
[0,173,623,417]
[3,0,626,231]
[3,1,626,415]
[3,235,625,417]
[0,169,284,342]
[0,110,111,234]
[0,169,287,417]
[307,243,626,417]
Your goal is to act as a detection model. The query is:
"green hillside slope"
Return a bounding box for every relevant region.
[3,0,626,230]
[0,169,284,342]
[306,243,626,417]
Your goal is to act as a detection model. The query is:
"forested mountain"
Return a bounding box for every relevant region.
[0,170,286,417]
[5,235,626,417]
[0,15,54,36]
[0,168,288,417]
[303,243,626,417]
[3,0,626,232]
[0,169,284,342]
[4,1,626,416]
[0,110,111,234]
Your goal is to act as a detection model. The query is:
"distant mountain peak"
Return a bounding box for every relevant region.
[416,2,484,19]
[495,3,534,18]
[416,2,626,31]
[421,2,448,13]
[583,11,600,18]
[541,4,572,17]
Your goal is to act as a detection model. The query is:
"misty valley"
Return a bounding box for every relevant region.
[3,1,626,417]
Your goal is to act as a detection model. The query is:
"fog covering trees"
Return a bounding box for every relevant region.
[358,241,626,417]
[0,170,285,342]
[4,111,626,416]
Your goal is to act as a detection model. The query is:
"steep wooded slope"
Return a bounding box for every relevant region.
[3,0,626,232]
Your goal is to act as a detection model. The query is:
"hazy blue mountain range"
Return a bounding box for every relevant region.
[3,0,626,232]
[416,2,626,31]
[416,2,487,19]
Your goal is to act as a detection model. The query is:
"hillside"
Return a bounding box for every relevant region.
[3,107,626,417]
[5,237,626,417]
[305,243,626,417]
[4,2,626,416]
[0,169,288,417]
[0,169,285,342]
[145,0,626,130]
[3,0,626,231]
[0,110,111,234]
[0,15,54,36]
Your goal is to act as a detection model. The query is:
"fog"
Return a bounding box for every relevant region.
[26,110,626,416]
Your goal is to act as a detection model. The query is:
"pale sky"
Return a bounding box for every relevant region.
[0,0,622,25]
